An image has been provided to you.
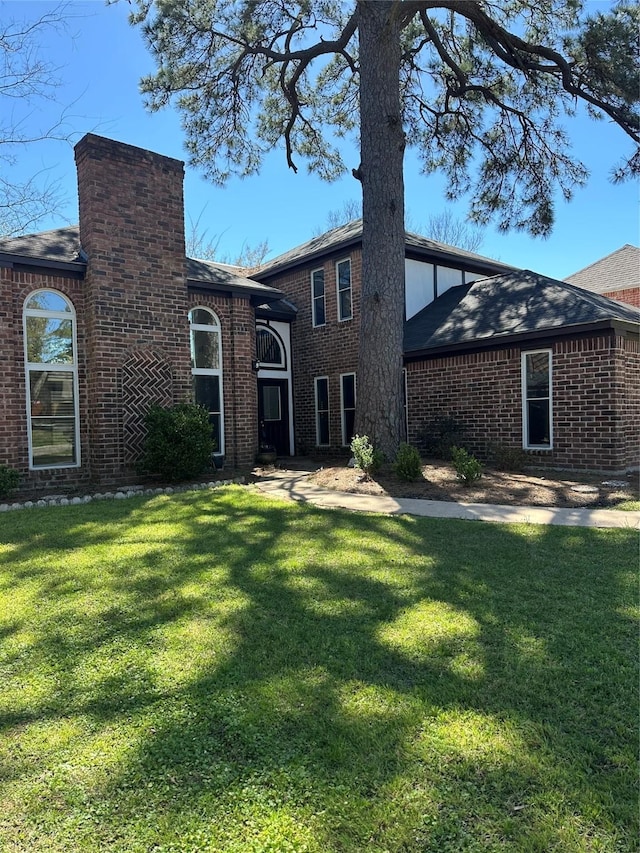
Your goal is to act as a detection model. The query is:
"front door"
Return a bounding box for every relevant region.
[257,378,290,456]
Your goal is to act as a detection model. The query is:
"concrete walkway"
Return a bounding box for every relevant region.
[252,469,640,530]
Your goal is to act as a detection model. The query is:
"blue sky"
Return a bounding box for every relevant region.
[4,0,638,277]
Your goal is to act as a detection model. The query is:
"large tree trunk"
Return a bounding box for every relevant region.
[355,0,406,460]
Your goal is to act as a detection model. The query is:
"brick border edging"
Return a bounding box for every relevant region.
[0,478,246,512]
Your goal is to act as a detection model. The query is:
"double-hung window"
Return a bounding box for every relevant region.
[311,268,326,327]
[340,373,356,446]
[522,350,552,449]
[336,258,352,321]
[314,377,330,446]
[190,307,224,455]
[23,290,80,468]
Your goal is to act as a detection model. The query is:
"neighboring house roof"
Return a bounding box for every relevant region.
[253,218,516,280]
[404,269,640,358]
[565,244,640,294]
[0,226,283,304]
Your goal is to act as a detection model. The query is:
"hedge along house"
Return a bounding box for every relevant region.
[253,222,640,474]
[0,134,289,492]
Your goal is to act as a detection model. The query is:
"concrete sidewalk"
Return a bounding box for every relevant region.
[252,470,640,529]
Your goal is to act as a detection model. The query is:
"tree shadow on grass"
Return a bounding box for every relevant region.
[0,488,637,851]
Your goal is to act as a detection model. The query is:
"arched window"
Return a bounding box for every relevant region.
[189,307,224,455]
[23,290,80,468]
[256,326,285,368]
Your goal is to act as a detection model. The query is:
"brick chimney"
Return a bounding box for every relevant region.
[75,134,192,483]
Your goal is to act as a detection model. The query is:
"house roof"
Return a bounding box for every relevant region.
[404,269,640,357]
[0,226,86,273]
[565,244,640,294]
[255,297,298,321]
[186,257,282,302]
[0,226,283,303]
[253,218,516,280]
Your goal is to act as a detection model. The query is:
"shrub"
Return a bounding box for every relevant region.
[451,446,483,486]
[394,443,423,481]
[0,465,20,499]
[418,414,466,459]
[488,443,528,472]
[139,403,214,482]
[350,434,379,478]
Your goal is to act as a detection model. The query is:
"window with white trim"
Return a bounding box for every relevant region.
[522,350,552,449]
[336,258,352,321]
[340,372,356,446]
[23,290,80,468]
[311,268,326,327]
[314,376,330,446]
[189,307,224,455]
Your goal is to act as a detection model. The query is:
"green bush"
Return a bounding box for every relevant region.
[394,443,423,481]
[418,414,466,459]
[350,434,380,478]
[139,403,214,482]
[0,465,20,499]
[488,443,528,472]
[451,446,483,486]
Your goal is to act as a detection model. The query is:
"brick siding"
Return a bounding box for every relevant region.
[266,249,362,453]
[0,269,91,491]
[75,134,193,485]
[406,333,639,473]
[187,291,258,468]
[602,287,640,308]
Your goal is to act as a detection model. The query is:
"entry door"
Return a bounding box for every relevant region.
[257,378,290,456]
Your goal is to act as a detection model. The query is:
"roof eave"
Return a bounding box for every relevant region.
[404,318,639,361]
[255,236,363,282]
[187,277,284,305]
[0,252,86,277]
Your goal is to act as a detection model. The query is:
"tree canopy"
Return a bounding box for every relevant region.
[129,0,639,457]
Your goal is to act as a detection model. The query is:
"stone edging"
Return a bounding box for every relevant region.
[0,477,246,512]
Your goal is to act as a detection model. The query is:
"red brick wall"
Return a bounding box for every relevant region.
[187,291,258,468]
[406,333,639,473]
[621,335,640,468]
[602,287,640,308]
[0,269,91,491]
[75,134,192,484]
[265,248,362,453]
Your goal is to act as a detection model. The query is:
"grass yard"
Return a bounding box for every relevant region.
[0,487,637,852]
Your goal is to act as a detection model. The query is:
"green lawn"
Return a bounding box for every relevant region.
[1,488,637,852]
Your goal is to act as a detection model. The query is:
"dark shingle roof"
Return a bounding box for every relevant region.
[254,219,515,280]
[404,269,640,356]
[0,226,283,301]
[186,257,282,301]
[0,226,85,267]
[565,244,640,294]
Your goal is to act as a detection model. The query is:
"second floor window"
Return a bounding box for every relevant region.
[336,258,352,321]
[311,268,326,327]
